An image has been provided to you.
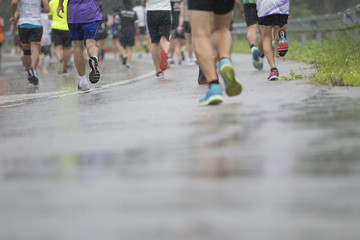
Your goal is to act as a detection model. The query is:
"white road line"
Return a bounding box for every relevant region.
[0,71,155,108]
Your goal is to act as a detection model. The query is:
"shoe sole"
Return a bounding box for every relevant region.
[200,95,223,106]
[160,50,168,71]
[278,29,288,57]
[220,64,242,97]
[268,76,279,81]
[89,58,100,84]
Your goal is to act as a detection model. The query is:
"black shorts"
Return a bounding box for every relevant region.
[51,29,72,47]
[258,14,288,27]
[147,11,171,43]
[0,42,2,48]
[19,27,43,46]
[244,3,258,27]
[119,30,135,47]
[40,45,51,54]
[183,21,191,33]
[139,26,147,35]
[188,0,234,14]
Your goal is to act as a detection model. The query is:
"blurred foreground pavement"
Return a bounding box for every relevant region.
[1,52,360,240]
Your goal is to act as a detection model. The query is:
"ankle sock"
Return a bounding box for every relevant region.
[79,75,87,84]
[209,80,220,85]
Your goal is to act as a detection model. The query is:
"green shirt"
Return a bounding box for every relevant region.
[243,0,257,4]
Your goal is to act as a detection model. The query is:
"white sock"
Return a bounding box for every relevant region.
[42,55,50,71]
[91,56,98,61]
[79,75,88,84]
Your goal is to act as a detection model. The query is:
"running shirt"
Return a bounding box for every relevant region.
[257,0,289,18]
[111,14,120,36]
[183,0,189,22]
[49,0,69,30]
[133,5,147,27]
[146,0,171,11]
[40,13,52,46]
[243,0,257,4]
[119,9,138,34]
[18,0,42,26]
[66,0,102,24]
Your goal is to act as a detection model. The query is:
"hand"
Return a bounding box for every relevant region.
[57,5,64,18]
[9,16,15,24]
[176,26,183,34]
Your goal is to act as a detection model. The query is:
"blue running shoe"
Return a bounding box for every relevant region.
[219,58,242,97]
[251,47,261,69]
[199,83,223,106]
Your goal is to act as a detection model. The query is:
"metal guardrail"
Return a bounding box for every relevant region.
[232,4,360,44]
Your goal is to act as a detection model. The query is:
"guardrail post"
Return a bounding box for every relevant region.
[301,32,306,45]
[316,32,322,44]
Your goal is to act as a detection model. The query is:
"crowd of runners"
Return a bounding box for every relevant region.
[1,0,289,105]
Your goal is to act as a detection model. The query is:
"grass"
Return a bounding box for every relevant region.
[233,35,360,86]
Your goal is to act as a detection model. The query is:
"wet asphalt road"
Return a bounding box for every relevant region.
[1,51,360,240]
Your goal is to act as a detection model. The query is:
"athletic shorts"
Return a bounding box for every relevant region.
[175,30,185,39]
[18,27,43,46]
[40,45,51,54]
[68,21,100,41]
[51,29,72,47]
[258,14,288,27]
[147,11,171,43]
[119,31,135,47]
[183,21,191,33]
[139,26,147,35]
[244,3,258,26]
[188,0,234,14]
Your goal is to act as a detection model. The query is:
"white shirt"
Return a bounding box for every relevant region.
[133,5,147,27]
[41,13,52,46]
[18,0,42,26]
[146,0,171,11]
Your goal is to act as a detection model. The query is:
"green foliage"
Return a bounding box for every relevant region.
[286,36,360,86]
[233,34,360,86]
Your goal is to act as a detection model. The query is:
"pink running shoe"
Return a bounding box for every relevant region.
[268,68,279,81]
[160,49,168,71]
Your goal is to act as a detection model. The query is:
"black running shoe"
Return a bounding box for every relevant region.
[27,66,39,85]
[88,56,100,84]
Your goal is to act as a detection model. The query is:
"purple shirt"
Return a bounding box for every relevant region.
[67,0,102,24]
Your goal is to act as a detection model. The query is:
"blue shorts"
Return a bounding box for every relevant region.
[68,21,100,41]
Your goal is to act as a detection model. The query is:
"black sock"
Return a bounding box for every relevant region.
[209,80,220,85]
[271,67,278,71]
[250,44,256,49]
[260,54,265,58]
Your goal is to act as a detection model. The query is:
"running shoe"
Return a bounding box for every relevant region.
[156,71,164,78]
[57,60,64,74]
[88,56,100,84]
[78,81,90,91]
[251,47,261,69]
[219,58,242,97]
[277,29,288,57]
[198,67,207,85]
[268,68,279,81]
[199,83,223,106]
[27,66,39,85]
[126,63,132,68]
[258,55,264,70]
[160,49,168,71]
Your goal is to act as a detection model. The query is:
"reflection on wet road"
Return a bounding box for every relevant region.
[1,53,360,240]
